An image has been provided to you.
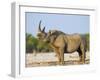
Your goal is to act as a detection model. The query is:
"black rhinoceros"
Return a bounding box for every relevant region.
[37,21,87,65]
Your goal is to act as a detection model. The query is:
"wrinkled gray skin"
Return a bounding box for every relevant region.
[37,21,87,65]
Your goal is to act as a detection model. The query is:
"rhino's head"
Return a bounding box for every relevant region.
[37,21,47,40]
[43,30,57,43]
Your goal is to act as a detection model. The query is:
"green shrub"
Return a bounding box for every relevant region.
[85,33,89,51]
[26,33,53,53]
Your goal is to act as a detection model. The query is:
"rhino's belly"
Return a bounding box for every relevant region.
[64,49,77,53]
[64,44,80,53]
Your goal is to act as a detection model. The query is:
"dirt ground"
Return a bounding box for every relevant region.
[25,51,90,67]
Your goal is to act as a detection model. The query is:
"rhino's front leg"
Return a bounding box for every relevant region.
[54,48,61,65]
[50,44,61,65]
[59,48,64,65]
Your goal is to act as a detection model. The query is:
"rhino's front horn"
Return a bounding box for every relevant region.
[38,20,42,32]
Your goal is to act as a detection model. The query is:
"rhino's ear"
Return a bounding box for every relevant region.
[49,30,52,35]
[49,30,56,35]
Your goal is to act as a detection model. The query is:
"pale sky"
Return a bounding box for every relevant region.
[25,12,89,37]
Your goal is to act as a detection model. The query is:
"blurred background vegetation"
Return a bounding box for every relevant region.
[26,33,89,53]
[85,33,89,51]
[26,33,53,53]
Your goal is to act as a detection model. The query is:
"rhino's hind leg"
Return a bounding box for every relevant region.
[77,49,82,63]
[77,47,85,64]
[80,43,85,64]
